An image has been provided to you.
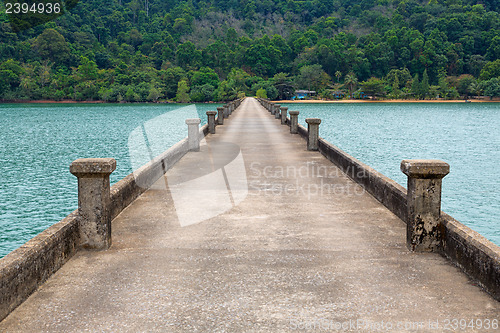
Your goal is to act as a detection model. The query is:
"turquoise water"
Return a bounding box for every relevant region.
[283,102,500,246]
[0,103,217,258]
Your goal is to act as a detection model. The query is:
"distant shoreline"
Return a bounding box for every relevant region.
[0,100,221,104]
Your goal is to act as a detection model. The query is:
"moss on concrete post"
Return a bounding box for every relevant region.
[206,111,217,134]
[70,158,116,250]
[401,159,450,252]
[186,118,201,152]
[289,111,299,134]
[305,118,321,151]
[280,107,288,125]
[217,107,224,125]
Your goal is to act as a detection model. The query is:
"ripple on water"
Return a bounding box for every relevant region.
[0,103,215,258]
[284,102,500,246]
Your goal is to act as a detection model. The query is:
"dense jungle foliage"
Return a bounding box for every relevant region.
[0,0,499,101]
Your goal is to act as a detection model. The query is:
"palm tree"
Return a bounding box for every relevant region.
[344,73,358,98]
[335,71,342,83]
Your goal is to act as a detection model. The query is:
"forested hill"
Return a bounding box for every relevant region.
[0,0,499,102]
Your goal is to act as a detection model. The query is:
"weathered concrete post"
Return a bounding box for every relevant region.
[275,104,281,119]
[280,107,288,125]
[401,160,450,252]
[270,104,276,115]
[206,111,217,134]
[217,107,224,125]
[70,158,116,250]
[289,110,299,134]
[305,118,321,151]
[186,118,201,151]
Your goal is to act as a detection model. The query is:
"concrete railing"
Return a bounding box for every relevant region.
[0,98,244,322]
[256,98,500,301]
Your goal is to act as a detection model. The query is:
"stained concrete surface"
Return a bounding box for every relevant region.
[0,98,498,332]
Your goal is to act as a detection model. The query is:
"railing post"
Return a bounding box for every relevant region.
[280,107,288,125]
[70,158,116,250]
[186,118,201,151]
[270,104,276,115]
[217,107,224,125]
[305,118,321,151]
[275,104,281,119]
[206,111,217,134]
[401,160,450,252]
[289,111,299,134]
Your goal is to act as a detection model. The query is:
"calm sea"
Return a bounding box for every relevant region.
[1,102,498,258]
[283,102,500,246]
[0,103,216,258]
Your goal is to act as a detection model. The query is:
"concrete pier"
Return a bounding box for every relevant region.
[1,98,498,332]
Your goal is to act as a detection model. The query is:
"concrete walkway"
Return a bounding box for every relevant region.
[1,98,498,332]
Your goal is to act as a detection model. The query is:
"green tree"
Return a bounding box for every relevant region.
[272,72,294,100]
[0,59,24,96]
[190,67,219,88]
[421,70,430,99]
[297,65,331,92]
[256,88,267,98]
[335,71,342,83]
[160,67,186,99]
[344,73,358,98]
[176,79,190,103]
[34,29,70,64]
[482,78,500,100]
[486,36,500,61]
[76,57,99,81]
[125,87,139,102]
[190,84,215,102]
[360,77,386,99]
[456,75,477,99]
[479,60,500,81]
[147,87,161,102]
[202,41,231,72]
[411,74,421,99]
[176,42,202,68]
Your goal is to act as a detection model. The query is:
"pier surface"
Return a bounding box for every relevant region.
[1,98,498,332]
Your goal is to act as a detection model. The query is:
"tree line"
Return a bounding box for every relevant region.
[0,0,499,101]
